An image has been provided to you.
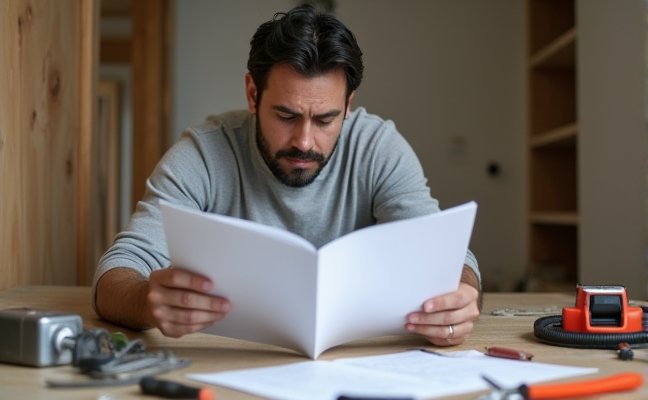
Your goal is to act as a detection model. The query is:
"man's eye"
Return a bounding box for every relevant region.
[316,118,334,126]
[278,114,297,121]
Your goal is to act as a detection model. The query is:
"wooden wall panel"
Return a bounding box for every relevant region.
[0,0,97,289]
[78,0,100,285]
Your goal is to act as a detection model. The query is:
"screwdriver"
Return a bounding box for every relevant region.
[139,376,215,400]
[480,372,643,399]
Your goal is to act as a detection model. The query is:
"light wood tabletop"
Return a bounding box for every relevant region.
[0,286,646,399]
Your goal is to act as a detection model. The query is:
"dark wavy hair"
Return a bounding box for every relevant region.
[247,4,364,104]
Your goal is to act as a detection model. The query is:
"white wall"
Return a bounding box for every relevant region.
[173,0,295,133]
[336,1,526,290]
[173,0,527,291]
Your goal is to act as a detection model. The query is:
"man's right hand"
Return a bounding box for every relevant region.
[95,267,231,338]
[147,268,231,337]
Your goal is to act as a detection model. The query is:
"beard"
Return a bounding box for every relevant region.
[255,117,337,188]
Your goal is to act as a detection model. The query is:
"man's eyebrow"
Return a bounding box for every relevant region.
[314,109,343,119]
[272,105,301,116]
[272,105,342,119]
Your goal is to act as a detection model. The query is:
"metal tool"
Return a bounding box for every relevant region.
[45,327,190,387]
[0,308,82,367]
[478,372,643,400]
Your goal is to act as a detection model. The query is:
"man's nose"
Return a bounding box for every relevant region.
[291,120,315,151]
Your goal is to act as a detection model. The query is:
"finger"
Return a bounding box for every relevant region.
[422,284,478,313]
[406,320,472,340]
[148,285,230,313]
[151,300,229,338]
[407,304,478,327]
[152,303,227,326]
[158,318,218,338]
[427,335,467,347]
[405,322,451,338]
[151,268,213,293]
[406,321,472,347]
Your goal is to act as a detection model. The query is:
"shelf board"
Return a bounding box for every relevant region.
[530,122,578,148]
[530,28,576,68]
[530,212,579,226]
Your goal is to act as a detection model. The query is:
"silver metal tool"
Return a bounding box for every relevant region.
[0,307,82,367]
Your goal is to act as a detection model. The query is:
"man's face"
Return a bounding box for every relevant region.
[245,64,353,187]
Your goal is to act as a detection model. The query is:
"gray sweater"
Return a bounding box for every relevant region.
[94,107,479,294]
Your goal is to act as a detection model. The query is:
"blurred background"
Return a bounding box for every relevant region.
[1,0,646,297]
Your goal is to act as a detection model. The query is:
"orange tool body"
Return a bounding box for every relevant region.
[524,372,643,399]
[534,284,648,349]
[562,285,643,333]
[481,372,643,399]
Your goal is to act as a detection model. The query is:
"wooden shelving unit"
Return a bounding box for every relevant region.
[526,0,577,291]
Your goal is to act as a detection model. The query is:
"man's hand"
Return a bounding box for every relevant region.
[147,268,231,337]
[95,267,231,338]
[405,267,481,346]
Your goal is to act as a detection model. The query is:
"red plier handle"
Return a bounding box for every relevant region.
[526,372,643,399]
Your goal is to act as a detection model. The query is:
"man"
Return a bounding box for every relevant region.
[94,4,481,348]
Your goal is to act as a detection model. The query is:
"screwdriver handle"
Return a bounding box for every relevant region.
[528,372,643,399]
[139,376,215,400]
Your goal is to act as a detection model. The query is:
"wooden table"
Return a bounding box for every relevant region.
[0,286,645,399]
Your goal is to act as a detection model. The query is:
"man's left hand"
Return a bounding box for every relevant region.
[405,281,480,346]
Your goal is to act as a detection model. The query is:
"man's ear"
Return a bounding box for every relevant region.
[245,73,258,114]
[345,91,356,118]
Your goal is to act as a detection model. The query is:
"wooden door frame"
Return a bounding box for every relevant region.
[79,0,171,284]
[77,0,100,285]
[131,0,171,208]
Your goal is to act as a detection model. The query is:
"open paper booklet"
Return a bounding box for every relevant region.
[160,200,477,358]
[187,350,598,400]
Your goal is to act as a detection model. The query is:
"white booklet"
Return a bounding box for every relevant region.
[160,200,477,359]
[187,350,597,400]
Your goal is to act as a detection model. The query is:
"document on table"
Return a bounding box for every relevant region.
[187,350,598,400]
[161,201,477,358]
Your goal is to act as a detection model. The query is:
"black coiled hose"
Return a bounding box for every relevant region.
[534,315,648,349]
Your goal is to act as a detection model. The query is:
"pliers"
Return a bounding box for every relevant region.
[478,372,643,399]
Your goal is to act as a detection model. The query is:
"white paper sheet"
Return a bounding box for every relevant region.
[160,201,477,358]
[187,350,598,400]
